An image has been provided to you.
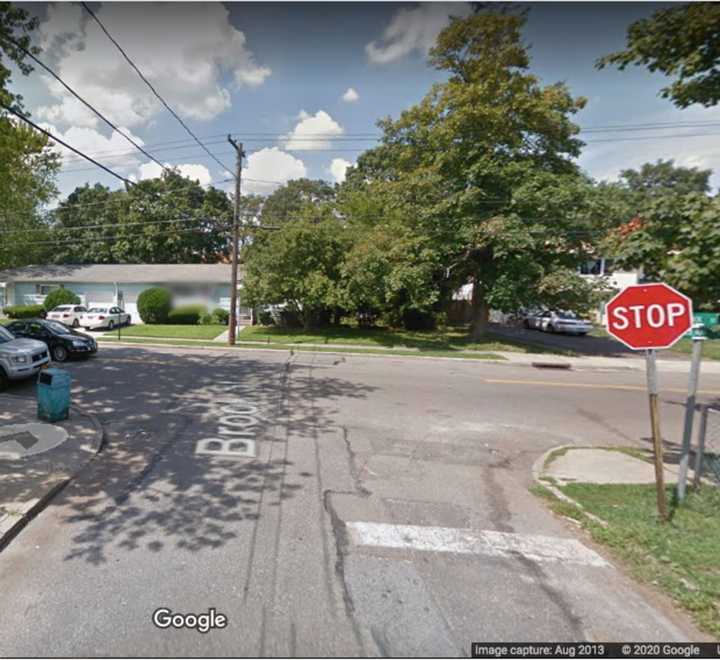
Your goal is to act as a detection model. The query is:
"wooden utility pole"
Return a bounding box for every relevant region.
[227,136,244,345]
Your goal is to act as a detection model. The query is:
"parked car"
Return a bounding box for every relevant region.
[5,319,97,362]
[0,325,51,389]
[80,306,131,331]
[46,304,88,328]
[524,310,593,335]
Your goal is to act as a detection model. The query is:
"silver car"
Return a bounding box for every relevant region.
[524,310,593,335]
[0,325,51,389]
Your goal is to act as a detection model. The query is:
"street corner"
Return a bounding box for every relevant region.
[0,395,104,550]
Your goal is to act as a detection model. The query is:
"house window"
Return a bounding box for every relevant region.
[579,259,603,276]
[36,284,60,295]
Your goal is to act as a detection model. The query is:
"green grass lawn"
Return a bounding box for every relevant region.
[117,324,227,340]
[537,483,720,637]
[237,324,572,355]
[96,335,504,360]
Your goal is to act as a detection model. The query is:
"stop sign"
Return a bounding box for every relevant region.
[605,283,693,350]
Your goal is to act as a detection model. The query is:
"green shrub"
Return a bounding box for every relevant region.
[43,288,80,311]
[199,312,215,325]
[168,304,206,325]
[258,310,275,326]
[211,308,229,325]
[3,304,46,319]
[137,287,172,324]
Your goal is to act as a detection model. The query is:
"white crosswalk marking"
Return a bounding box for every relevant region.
[347,521,610,567]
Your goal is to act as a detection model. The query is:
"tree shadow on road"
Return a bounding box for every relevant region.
[0,348,376,565]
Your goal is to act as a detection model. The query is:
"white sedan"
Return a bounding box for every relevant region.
[46,304,88,328]
[80,306,131,330]
[524,310,593,335]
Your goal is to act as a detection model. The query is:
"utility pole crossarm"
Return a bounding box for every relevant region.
[227,136,245,346]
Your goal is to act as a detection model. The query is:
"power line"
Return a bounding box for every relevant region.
[0,32,169,174]
[1,103,136,187]
[81,1,235,179]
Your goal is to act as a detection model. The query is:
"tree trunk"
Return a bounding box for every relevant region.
[469,281,489,341]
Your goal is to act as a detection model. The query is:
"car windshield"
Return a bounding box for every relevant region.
[87,308,108,313]
[0,326,14,343]
[45,321,71,334]
[53,306,71,312]
[557,311,579,319]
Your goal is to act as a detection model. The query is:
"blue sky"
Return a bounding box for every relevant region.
[11,2,720,200]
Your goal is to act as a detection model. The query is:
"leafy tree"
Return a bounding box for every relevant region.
[619,159,711,197]
[243,208,350,329]
[597,3,720,108]
[0,3,59,270]
[48,171,232,264]
[604,193,720,308]
[346,10,601,338]
[259,179,335,226]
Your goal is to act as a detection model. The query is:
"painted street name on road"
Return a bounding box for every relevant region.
[194,381,265,459]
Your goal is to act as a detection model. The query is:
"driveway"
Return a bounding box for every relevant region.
[488,322,685,358]
[0,344,711,656]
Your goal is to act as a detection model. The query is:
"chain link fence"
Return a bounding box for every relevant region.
[694,405,720,487]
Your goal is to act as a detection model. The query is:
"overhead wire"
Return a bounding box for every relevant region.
[81,1,235,179]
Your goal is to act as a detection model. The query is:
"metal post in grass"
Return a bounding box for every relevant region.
[677,323,705,501]
[646,349,668,522]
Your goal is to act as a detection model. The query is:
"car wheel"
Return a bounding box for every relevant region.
[523,319,530,329]
[0,368,8,391]
[72,319,79,328]
[547,324,556,333]
[108,320,115,330]
[53,345,68,362]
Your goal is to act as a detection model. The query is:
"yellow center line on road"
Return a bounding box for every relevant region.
[483,378,720,396]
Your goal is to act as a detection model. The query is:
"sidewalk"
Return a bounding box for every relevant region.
[0,396,103,548]
[98,333,720,374]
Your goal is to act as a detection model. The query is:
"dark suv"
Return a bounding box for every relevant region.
[5,319,97,362]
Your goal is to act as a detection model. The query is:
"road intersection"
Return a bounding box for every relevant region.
[0,344,713,655]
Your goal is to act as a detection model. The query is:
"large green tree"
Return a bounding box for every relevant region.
[259,178,335,226]
[346,10,605,338]
[597,3,720,108]
[0,3,59,270]
[604,193,720,308]
[242,205,350,329]
[620,159,711,197]
[49,171,232,264]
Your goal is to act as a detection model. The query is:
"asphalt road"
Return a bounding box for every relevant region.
[0,345,716,656]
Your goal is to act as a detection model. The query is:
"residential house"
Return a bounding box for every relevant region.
[0,264,249,324]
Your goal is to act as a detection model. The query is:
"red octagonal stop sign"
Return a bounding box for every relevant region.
[605,283,693,350]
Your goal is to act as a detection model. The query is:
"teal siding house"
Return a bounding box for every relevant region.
[0,264,247,324]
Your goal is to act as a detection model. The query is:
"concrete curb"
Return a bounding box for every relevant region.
[0,401,104,552]
[531,445,609,528]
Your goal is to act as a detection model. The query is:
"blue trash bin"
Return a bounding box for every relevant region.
[37,368,71,422]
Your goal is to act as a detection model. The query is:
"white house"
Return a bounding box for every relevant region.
[0,264,249,324]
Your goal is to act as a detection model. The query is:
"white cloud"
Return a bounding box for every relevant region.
[137,161,212,186]
[283,110,344,150]
[243,147,307,195]
[328,158,353,184]
[36,2,270,128]
[342,87,360,103]
[40,121,145,173]
[366,3,472,65]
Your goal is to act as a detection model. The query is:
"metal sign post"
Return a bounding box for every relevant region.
[677,323,705,500]
[645,349,668,522]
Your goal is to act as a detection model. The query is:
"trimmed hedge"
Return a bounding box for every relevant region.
[168,304,206,325]
[3,304,45,319]
[137,287,172,324]
[43,288,80,311]
[211,308,229,325]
